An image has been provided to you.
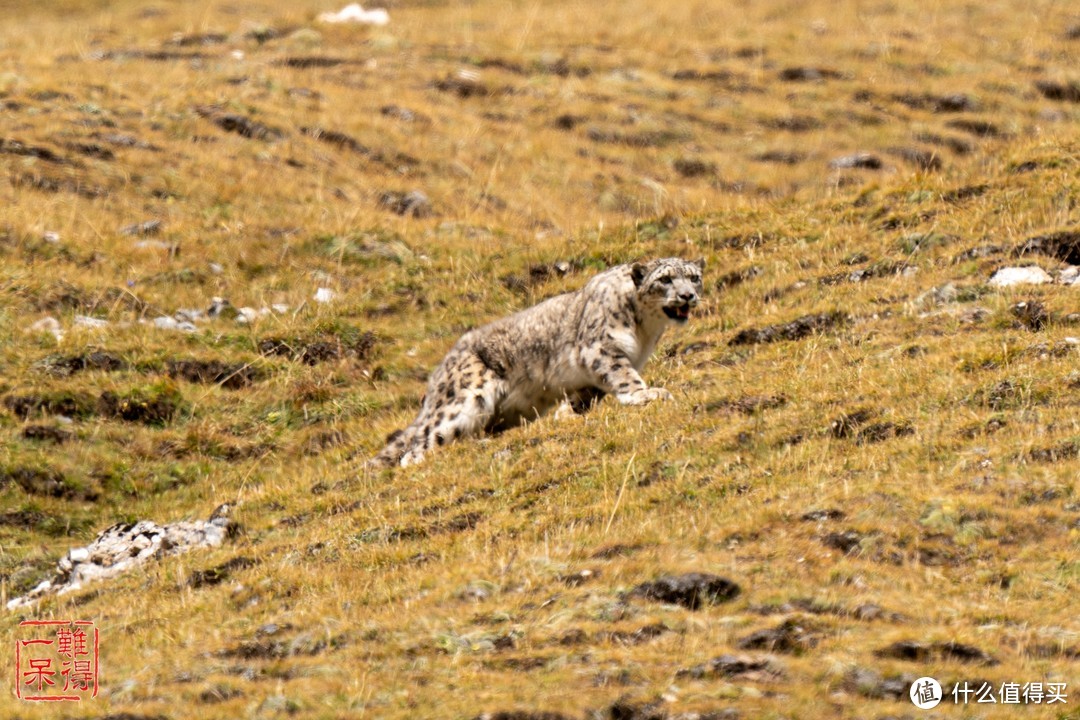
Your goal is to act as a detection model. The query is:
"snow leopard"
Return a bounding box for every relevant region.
[371,257,705,467]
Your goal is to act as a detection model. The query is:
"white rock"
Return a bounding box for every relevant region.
[74,315,110,328]
[314,287,336,303]
[317,3,390,25]
[69,547,89,562]
[271,303,290,314]
[1059,266,1080,285]
[208,262,224,275]
[154,316,180,330]
[988,266,1052,287]
[42,231,61,243]
[236,307,260,323]
[29,316,63,341]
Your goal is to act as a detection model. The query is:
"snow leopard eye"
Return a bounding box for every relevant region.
[658,276,672,285]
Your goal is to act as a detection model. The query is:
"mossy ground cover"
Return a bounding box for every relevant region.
[1,0,1079,717]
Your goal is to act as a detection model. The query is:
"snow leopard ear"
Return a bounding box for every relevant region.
[631,262,648,287]
[693,257,706,271]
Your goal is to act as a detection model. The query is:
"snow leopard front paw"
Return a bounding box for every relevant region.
[621,387,674,406]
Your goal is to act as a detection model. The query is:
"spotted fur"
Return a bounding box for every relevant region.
[371,257,705,467]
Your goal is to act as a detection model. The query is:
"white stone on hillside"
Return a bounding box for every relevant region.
[988,266,1052,287]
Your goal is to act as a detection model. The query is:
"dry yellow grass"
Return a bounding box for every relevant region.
[2,0,1079,718]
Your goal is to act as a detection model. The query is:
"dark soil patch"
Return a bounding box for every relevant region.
[1011,300,1048,331]
[678,653,783,681]
[198,684,244,704]
[591,543,643,559]
[97,49,211,62]
[714,265,763,289]
[830,408,878,438]
[12,171,108,198]
[829,153,883,169]
[888,146,943,170]
[801,508,845,522]
[819,259,909,285]
[3,465,97,500]
[379,190,432,218]
[64,141,115,161]
[599,623,670,646]
[891,92,976,112]
[753,150,805,164]
[119,219,162,236]
[301,430,346,456]
[1014,229,1080,264]
[5,391,98,419]
[500,261,576,294]
[34,351,125,377]
[941,183,991,203]
[189,556,257,589]
[273,56,354,69]
[222,630,345,659]
[194,105,285,141]
[559,568,600,586]
[954,244,1003,261]
[821,529,864,554]
[672,157,716,178]
[166,31,227,46]
[1027,441,1080,463]
[476,713,574,720]
[876,640,997,666]
[629,573,740,610]
[779,66,846,81]
[915,131,974,154]
[22,424,73,444]
[98,386,184,426]
[738,619,817,654]
[705,394,787,415]
[1035,80,1080,103]
[0,508,48,529]
[729,311,847,346]
[586,127,687,148]
[167,359,262,389]
[0,138,70,164]
[431,73,494,98]
[855,422,915,444]
[946,118,1005,138]
[259,331,375,365]
[762,115,822,132]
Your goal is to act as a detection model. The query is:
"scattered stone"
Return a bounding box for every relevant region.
[678,653,783,681]
[829,153,882,169]
[753,150,805,164]
[738,619,817,654]
[714,265,763,289]
[153,316,196,332]
[888,146,943,170]
[728,311,848,346]
[855,422,914,444]
[3,465,94,500]
[7,505,236,609]
[914,283,958,309]
[1035,80,1080,103]
[42,231,61,243]
[0,138,69,164]
[167,31,227,46]
[379,190,432,217]
[316,3,389,25]
[1011,300,1048,331]
[892,91,976,112]
[432,70,492,98]
[954,245,1003,262]
[258,331,375,364]
[74,315,110,329]
[988,266,1052,287]
[314,287,336,303]
[629,573,741,610]
[475,712,574,720]
[207,297,235,318]
[120,219,162,236]
[28,317,63,341]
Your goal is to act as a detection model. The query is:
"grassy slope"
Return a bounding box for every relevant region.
[1,0,1079,717]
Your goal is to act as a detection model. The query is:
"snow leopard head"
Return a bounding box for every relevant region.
[631,257,705,324]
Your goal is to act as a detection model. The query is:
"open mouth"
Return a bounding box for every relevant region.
[663,304,692,322]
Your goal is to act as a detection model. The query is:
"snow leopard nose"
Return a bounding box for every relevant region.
[678,290,698,304]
